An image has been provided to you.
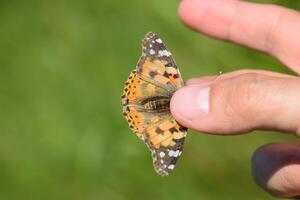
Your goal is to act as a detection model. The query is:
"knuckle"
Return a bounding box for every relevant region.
[224,73,268,121]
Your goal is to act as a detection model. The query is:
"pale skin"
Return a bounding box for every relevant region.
[170,0,300,198]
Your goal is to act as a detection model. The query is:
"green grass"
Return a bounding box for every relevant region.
[0,0,298,199]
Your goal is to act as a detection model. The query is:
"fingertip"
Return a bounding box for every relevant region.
[178,0,202,30]
[252,143,277,190]
[178,0,212,32]
[178,0,239,39]
[170,85,210,129]
[252,143,300,198]
[179,0,300,72]
[170,90,183,124]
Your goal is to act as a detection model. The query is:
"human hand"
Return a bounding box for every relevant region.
[172,0,300,198]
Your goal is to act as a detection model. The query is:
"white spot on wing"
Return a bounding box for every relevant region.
[149,49,155,55]
[158,50,171,57]
[168,164,175,170]
[159,151,165,158]
[168,150,175,157]
[168,150,181,157]
[156,38,162,43]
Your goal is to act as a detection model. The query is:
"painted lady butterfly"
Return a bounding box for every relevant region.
[122,32,187,176]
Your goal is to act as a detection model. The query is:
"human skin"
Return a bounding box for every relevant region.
[171,0,300,198]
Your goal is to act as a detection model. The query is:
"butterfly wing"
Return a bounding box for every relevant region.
[137,32,184,89]
[148,121,187,176]
[122,70,170,140]
[122,32,187,176]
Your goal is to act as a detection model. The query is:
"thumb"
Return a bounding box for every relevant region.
[170,71,300,135]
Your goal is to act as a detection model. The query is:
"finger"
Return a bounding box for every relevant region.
[186,69,297,85]
[252,143,300,198]
[170,72,300,135]
[178,0,300,73]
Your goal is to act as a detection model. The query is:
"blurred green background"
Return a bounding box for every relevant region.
[0,0,299,199]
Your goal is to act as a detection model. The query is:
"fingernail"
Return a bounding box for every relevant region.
[171,85,210,120]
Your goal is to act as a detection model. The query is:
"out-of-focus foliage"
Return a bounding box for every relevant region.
[0,0,298,199]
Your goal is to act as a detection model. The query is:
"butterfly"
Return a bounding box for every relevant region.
[121,32,187,176]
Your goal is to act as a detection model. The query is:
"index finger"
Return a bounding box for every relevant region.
[178,0,300,74]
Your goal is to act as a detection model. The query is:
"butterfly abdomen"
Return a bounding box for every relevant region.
[141,96,170,112]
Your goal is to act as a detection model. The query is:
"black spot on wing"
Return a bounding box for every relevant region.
[172,74,179,79]
[172,137,185,144]
[165,61,177,68]
[163,71,169,78]
[149,71,158,78]
[179,126,187,132]
[169,127,178,134]
[155,127,164,134]
[122,98,129,106]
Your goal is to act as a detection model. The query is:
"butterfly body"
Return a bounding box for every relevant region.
[122,32,187,176]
